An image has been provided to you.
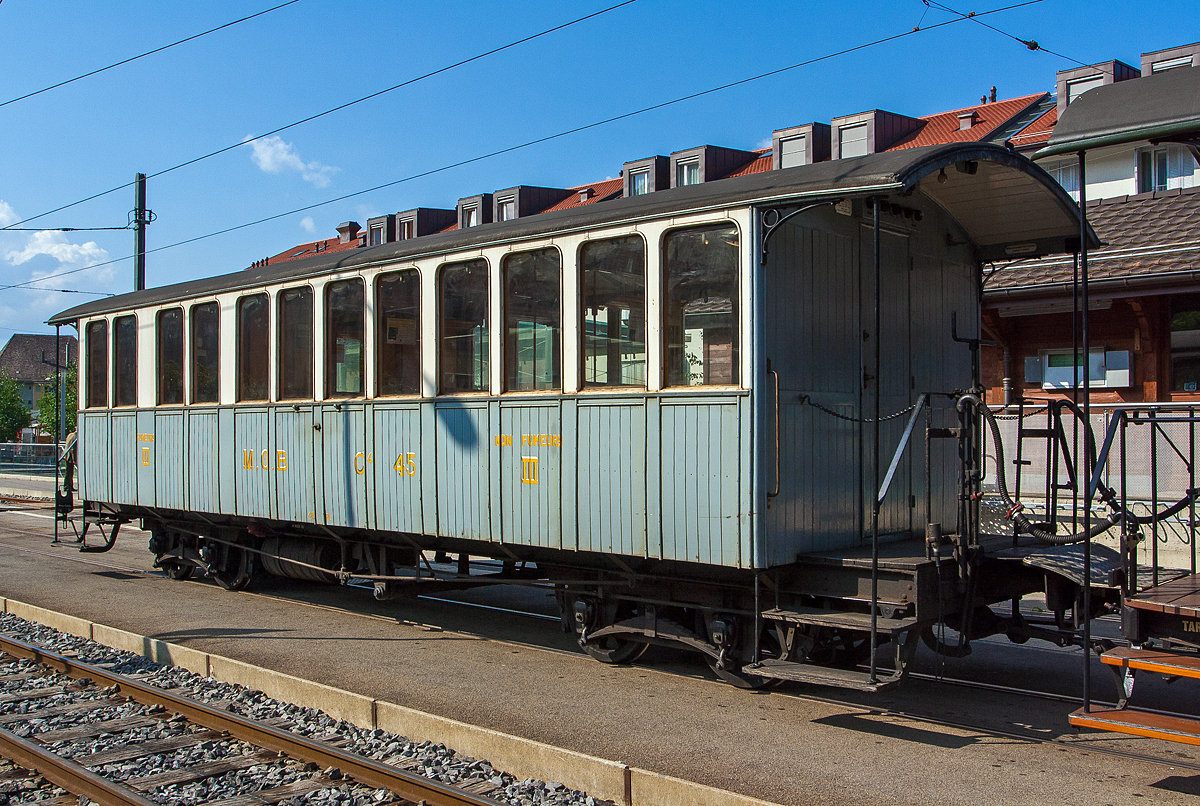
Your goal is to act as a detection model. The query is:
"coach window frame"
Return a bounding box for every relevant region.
[579,233,648,390]
[112,313,138,408]
[376,268,422,397]
[325,277,366,399]
[277,284,315,401]
[661,221,741,389]
[502,246,563,393]
[156,307,185,406]
[85,318,109,409]
[236,293,271,402]
[437,258,491,395]
[189,301,221,404]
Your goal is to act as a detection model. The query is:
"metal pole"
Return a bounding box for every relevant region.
[869,198,881,685]
[1191,406,1197,577]
[1072,253,1080,534]
[54,325,60,546]
[1078,150,1093,714]
[1151,410,1160,587]
[134,173,147,291]
[1122,413,1132,592]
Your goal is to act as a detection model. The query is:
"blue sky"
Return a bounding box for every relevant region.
[0,0,1193,339]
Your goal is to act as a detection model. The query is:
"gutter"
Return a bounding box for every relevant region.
[1035,118,1200,159]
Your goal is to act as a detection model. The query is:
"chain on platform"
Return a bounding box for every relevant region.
[798,395,918,424]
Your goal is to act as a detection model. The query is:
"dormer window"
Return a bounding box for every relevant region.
[957,111,979,131]
[779,135,807,168]
[839,123,869,158]
[399,218,414,240]
[630,170,650,196]
[370,225,384,246]
[462,206,479,228]
[676,159,700,187]
[1066,75,1104,104]
[497,197,516,223]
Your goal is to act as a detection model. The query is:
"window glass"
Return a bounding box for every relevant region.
[377,270,420,396]
[326,279,365,397]
[839,123,869,158]
[780,135,807,168]
[156,308,184,405]
[498,198,516,222]
[278,286,314,399]
[1172,294,1200,392]
[112,315,138,407]
[664,224,739,387]
[439,259,489,393]
[190,302,220,403]
[1067,75,1104,104]
[399,219,415,240]
[504,248,561,391]
[676,160,699,187]
[631,171,649,196]
[581,236,645,387]
[237,294,270,401]
[86,320,108,408]
[370,226,383,246]
[462,207,478,228]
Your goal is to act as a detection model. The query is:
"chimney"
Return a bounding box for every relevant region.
[336,221,361,244]
[989,86,997,103]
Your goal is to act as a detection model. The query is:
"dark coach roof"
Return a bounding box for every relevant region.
[50,141,1091,325]
[1037,65,1200,158]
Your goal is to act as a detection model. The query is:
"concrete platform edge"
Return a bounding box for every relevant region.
[1,597,784,806]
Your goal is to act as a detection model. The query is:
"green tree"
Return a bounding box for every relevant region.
[0,369,31,443]
[37,361,78,442]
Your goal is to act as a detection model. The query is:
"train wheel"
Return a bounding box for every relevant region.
[583,636,648,665]
[161,561,194,581]
[213,545,253,591]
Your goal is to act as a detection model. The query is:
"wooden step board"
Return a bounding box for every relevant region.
[761,608,918,635]
[742,659,902,692]
[1070,707,1200,746]
[1101,646,1200,679]
[1126,573,1200,619]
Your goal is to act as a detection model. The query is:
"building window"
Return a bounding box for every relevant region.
[85,320,108,408]
[370,225,384,246]
[1043,160,1079,200]
[377,269,420,396]
[439,259,489,393]
[839,123,869,158]
[1172,294,1200,392]
[664,224,739,387]
[278,286,314,400]
[462,206,479,229]
[1151,55,1194,72]
[156,308,184,405]
[676,159,700,187]
[1138,145,1196,194]
[581,235,645,387]
[503,248,561,392]
[399,219,415,240]
[326,279,364,398]
[1066,75,1105,104]
[1039,349,1106,389]
[112,315,137,407]
[237,294,270,402]
[779,134,807,168]
[497,197,516,222]
[630,170,650,196]
[190,302,219,404]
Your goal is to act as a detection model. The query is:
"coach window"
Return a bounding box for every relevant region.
[156,308,184,405]
[581,236,646,388]
[377,270,420,396]
[190,302,220,403]
[438,259,489,394]
[112,315,138,407]
[85,320,108,408]
[663,224,739,387]
[237,294,270,402]
[278,286,314,399]
[326,278,365,397]
[504,248,561,391]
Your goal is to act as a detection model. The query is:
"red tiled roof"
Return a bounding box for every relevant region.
[540,178,624,213]
[886,93,1048,151]
[725,150,772,178]
[266,234,364,266]
[1007,104,1058,147]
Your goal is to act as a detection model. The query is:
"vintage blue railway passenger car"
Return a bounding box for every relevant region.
[51,142,1095,689]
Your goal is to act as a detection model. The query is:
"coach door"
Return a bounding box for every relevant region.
[320,403,369,528]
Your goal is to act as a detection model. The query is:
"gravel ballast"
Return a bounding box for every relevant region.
[0,612,611,806]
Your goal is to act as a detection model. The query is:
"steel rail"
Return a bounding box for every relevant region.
[0,724,159,806]
[0,634,504,806]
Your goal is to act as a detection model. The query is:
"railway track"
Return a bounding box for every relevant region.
[0,633,508,806]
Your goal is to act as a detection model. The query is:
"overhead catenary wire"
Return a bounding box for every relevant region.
[1,0,1046,295]
[0,1,640,233]
[0,1,302,111]
[923,0,1093,68]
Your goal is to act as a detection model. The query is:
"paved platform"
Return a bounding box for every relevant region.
[1,510,1199,805]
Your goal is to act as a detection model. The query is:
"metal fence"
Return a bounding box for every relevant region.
[981,403,1199,577]
[0,443,57,476]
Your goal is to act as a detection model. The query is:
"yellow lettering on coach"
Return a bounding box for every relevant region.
[354,452,365,475]
[243,449,255,470]
[277,450,288,471]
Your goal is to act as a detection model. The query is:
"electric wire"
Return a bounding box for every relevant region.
[0,1,302,110]
[0,1,639,233]
[0,0,1046,296]
[924,0,1093,68]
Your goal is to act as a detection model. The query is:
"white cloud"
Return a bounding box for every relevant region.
[245,135,339,188]
[756,136,773,150]
[5,230,108,267]
[299,216,316,234]
[0,200,16,227]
